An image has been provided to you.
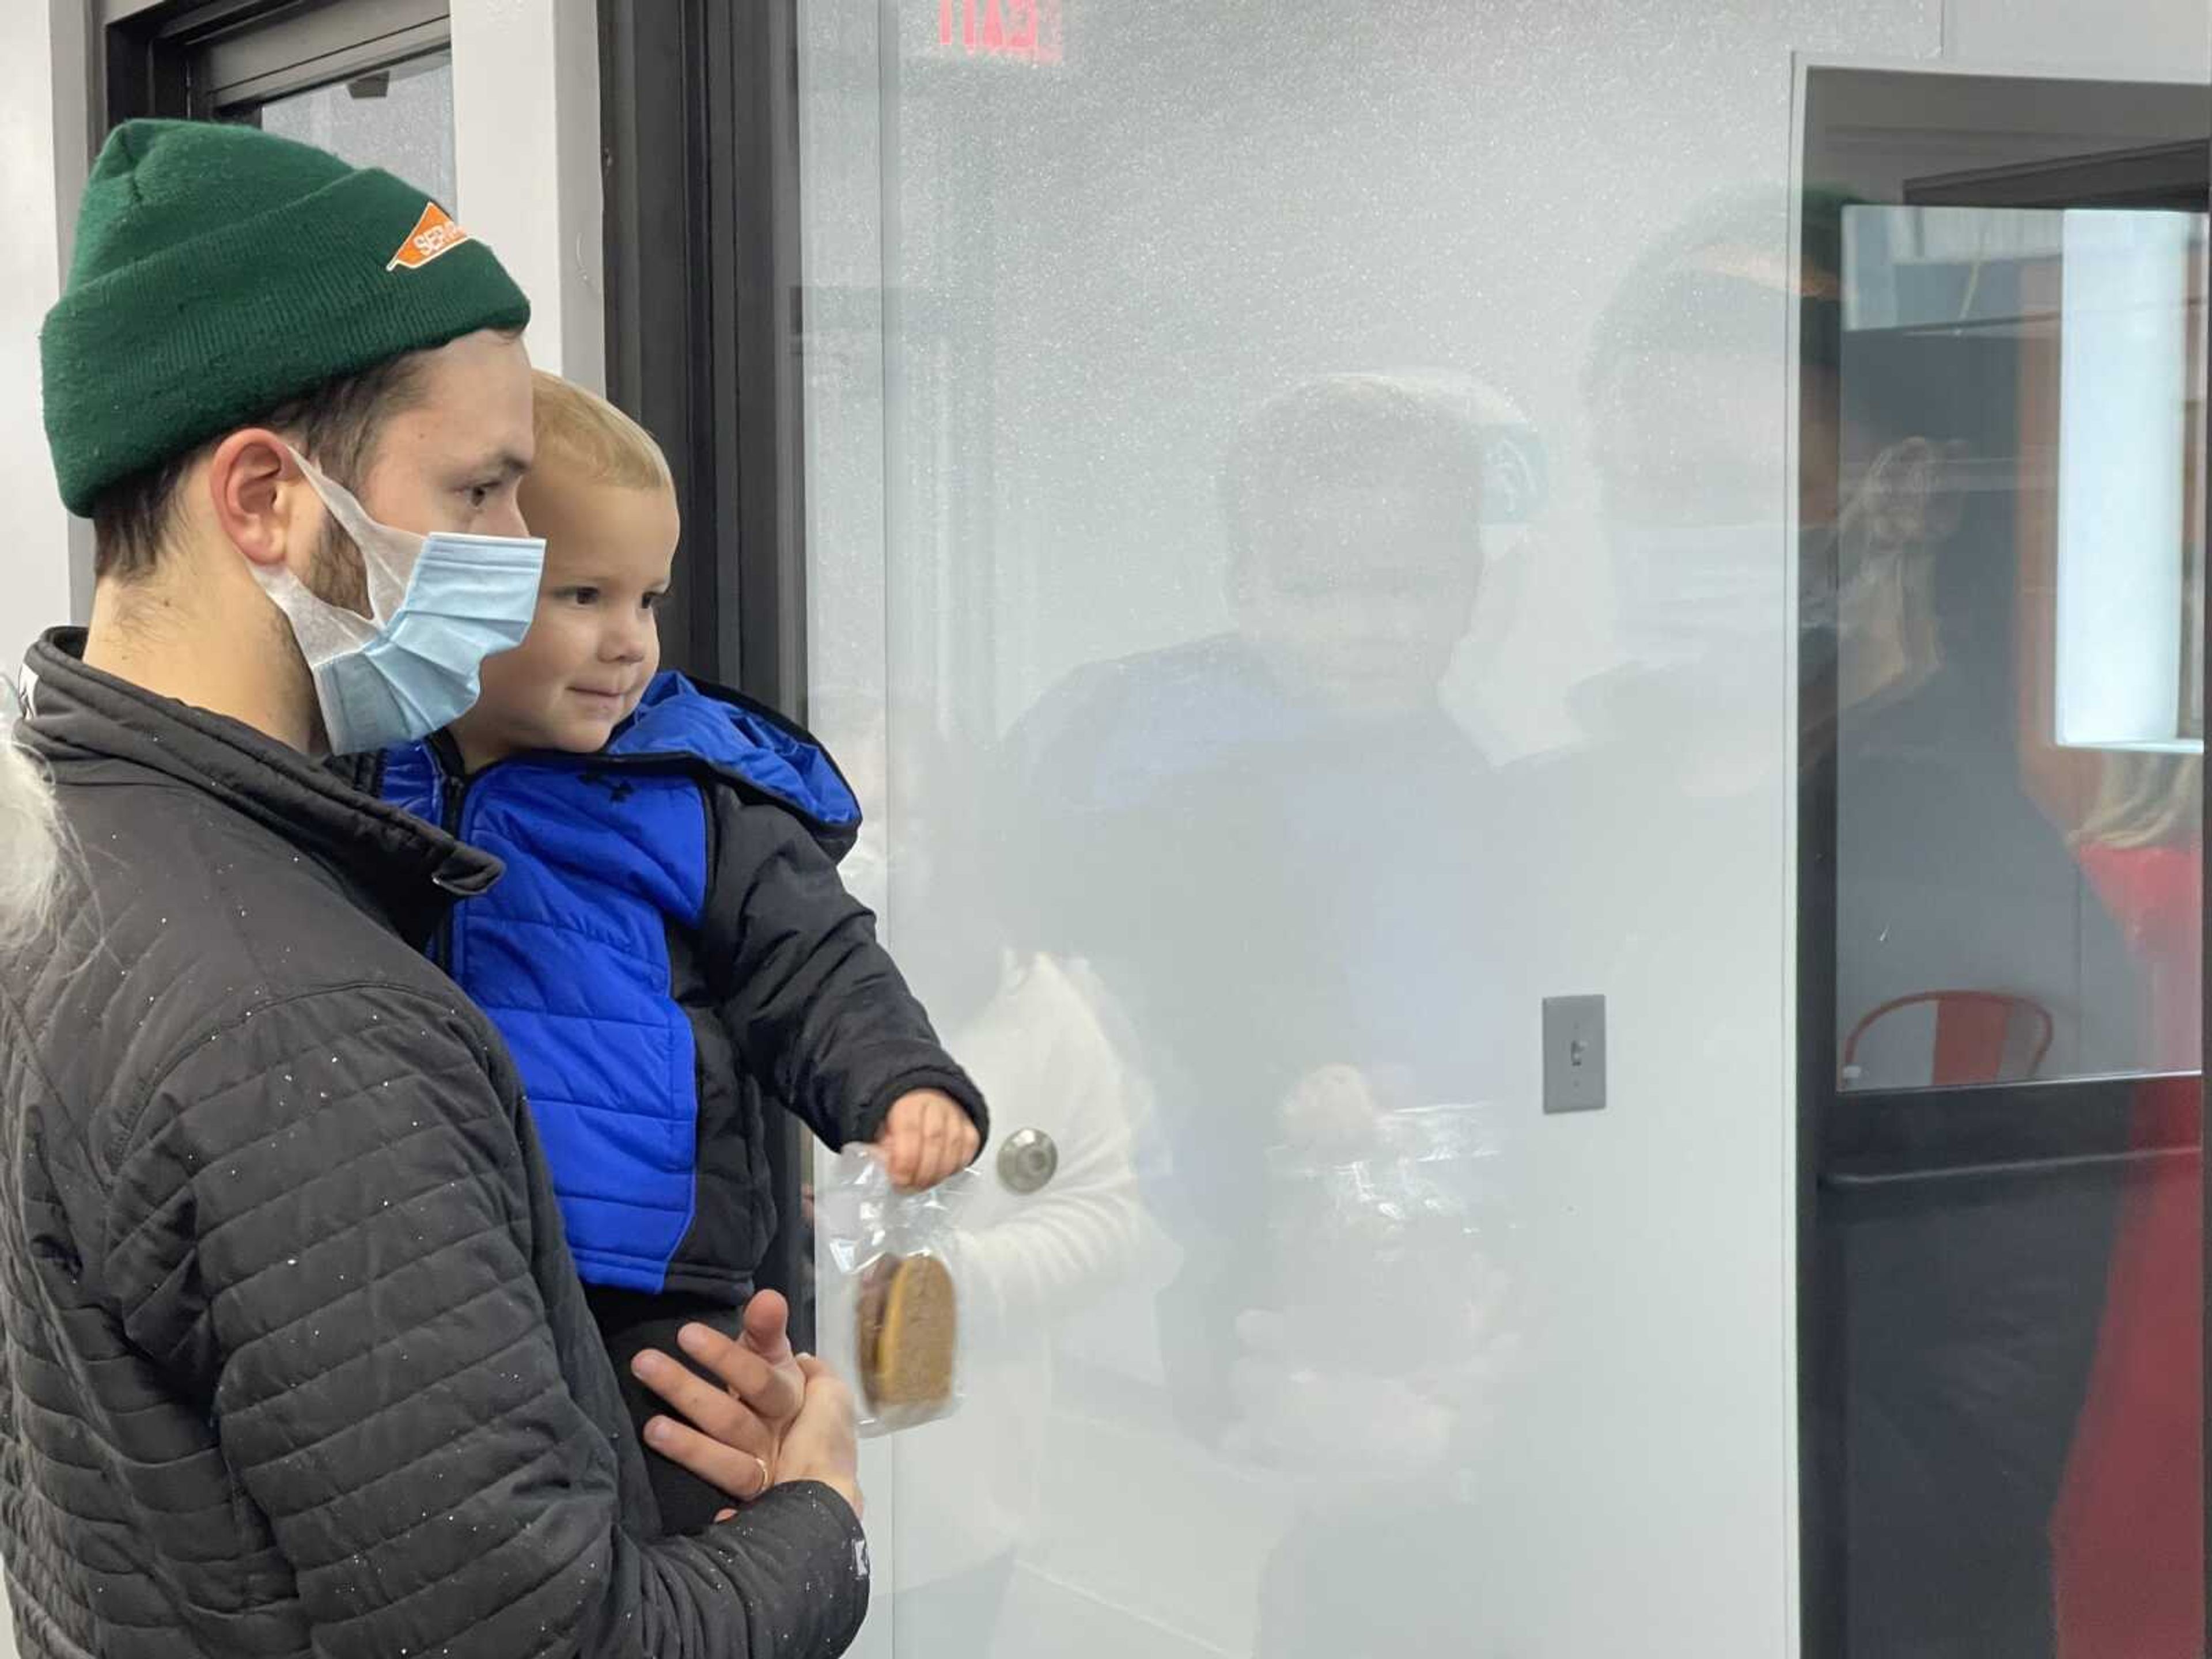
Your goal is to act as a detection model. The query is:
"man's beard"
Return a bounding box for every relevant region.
[288,518,376,756]
[304,515,373,618]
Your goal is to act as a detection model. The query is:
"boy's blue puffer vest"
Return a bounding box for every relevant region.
[380,672,860,1294]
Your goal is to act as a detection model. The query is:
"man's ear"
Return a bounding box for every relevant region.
[206,430,310,573]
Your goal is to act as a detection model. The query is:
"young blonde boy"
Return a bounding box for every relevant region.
[363,372,986,1531]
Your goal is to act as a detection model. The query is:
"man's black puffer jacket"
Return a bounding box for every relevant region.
[0,630,869,1659]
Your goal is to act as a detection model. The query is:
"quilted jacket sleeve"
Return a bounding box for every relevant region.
[99,982,869,1659]
[704,789,987,1151]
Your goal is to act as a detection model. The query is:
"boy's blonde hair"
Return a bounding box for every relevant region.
[528,370,673,493]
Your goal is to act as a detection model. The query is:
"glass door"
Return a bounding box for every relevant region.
[1802,70,2209,1659]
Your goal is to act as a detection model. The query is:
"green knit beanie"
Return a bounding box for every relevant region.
[41,119,532,517]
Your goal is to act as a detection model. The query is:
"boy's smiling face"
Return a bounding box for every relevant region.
[450,471,679,770]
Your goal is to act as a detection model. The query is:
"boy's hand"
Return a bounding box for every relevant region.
[876,1088,980,1190]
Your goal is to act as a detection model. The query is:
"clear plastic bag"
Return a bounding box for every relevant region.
[1263,1100,1516,1374]
[816,1149,975,1436]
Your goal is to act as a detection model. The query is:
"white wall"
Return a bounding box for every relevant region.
[450,0,606,392]
[1945,0,2210,75]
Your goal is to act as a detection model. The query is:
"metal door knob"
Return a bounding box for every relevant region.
[997,1128,1059,1194]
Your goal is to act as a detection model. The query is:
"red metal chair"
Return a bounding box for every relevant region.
[1842,990,2056,1088]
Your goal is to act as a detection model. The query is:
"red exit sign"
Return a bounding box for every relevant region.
[939,0,1062,62]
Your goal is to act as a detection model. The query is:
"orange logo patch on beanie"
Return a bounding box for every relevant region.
[387,202,472,272]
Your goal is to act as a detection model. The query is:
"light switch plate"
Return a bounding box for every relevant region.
[1543,995,1607,1114]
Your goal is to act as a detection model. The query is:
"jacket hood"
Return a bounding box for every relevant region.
[607,673,862,855]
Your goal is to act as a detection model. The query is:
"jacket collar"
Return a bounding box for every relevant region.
[23,629,500,937]
[392,672,864,862]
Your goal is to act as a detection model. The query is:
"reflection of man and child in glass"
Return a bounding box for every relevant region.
[844,190,2200,1657]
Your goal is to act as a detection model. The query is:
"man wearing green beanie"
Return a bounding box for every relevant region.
[0,120,867,1659]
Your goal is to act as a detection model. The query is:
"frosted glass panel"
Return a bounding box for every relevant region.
[800,5,1938,1656]
[799,11,2163,1659]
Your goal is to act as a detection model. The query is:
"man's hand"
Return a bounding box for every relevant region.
[875,1088,980,1190]
[770,1355,864,1520]
[631,1290,806,1504]
[732,1289,806,1439]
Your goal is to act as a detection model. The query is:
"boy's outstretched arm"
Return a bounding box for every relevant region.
[703,790,988,1186]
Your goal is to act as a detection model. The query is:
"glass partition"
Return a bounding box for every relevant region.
[792,12,2210,1656]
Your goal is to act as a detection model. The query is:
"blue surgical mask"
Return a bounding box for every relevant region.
[254,449,546,754]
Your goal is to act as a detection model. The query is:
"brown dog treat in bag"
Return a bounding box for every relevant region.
[857,1253,958,1415]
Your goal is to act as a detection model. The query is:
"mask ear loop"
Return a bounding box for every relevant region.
[285,446,417,621]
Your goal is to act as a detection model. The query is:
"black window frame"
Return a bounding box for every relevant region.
[599,0,815,1343]
[103,0,450,126]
